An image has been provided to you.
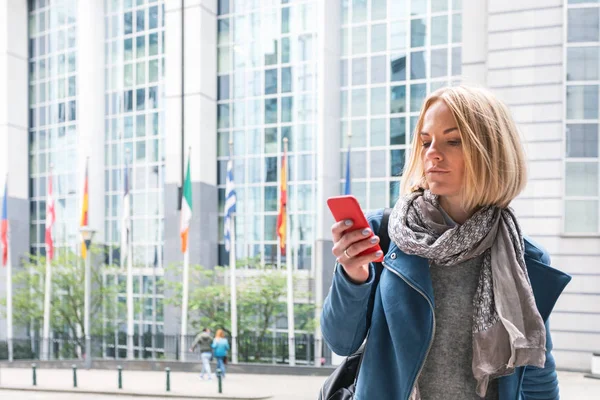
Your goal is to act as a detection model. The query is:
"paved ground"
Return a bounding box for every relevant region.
[0,367,598,399]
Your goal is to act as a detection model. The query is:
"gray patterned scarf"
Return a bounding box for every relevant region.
[388,190,546,397]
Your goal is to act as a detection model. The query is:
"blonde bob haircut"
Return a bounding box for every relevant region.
[401,85,527,210]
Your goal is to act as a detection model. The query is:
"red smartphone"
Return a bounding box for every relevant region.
[326,195,384,262]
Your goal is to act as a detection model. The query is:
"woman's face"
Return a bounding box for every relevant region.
[420,100,465,202]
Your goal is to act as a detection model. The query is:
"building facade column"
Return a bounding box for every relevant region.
[0,0,30,340]
[163,0,218,339]
[314,0,341,366]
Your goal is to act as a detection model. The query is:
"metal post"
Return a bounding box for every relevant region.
[216,368,222,393]
[32,363,37,386]
[72,364,77,388]
[166,367,170,392]
[84,241,92,369]
[117,365,122,389]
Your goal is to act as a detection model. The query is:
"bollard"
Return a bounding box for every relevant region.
[216,368,222,394]
[72,364,77,388]
[117,365,122,389]
[32,363,37,386]
[165,367,170,392]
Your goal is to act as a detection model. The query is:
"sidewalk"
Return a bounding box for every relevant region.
[0,367,597,399]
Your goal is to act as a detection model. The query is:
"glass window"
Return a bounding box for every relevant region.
[136,115,145,137]
[218,75,230,100]
[566,124,598,157]
[411,0,426,15]
[351,88,367,117]
[136,35,145,58]
[265,69,277,95]
[565,200,599,233]
[124,12,133,34]
[390,85,406,113]
[371,118,386,146]
[370,150,386,178]
[265,127,277,153]
[282,7,290,34]
[149,33,159,56]
[149,6,159,30]
[567,47,599,81]
[411,51,426,79]
[265,98,277,124]
[390,0,408,19]
[452,14,462,43]
[391,21,408,51]
[218,0,230,15]
[349,151,366,179]
[137,61,146,85]
[124,64,133,87]
[372,0,387,20]
[390,117,406,145]
[431,15,448,45]
[341,28,349,57]
[352,57,367,85]
[218,104,230,128]
[452,47,461,75]
[265,157,277,182]
[282,97,292,123]
[391,149,405,176]
[218,47,230,73]
[282,37,290,63]
[371,55,387,84]
[371,87,387,115]
[431,48,448,78]
[432,0,448,12]
[568,8,599,42]
[410,83,426,112]
[567,85,599,119]
[391,52,407,81]
[341,90,348,118]
[124,38,133,61]
[353,26,367,55]
[282,67,292,93]
[353,0,367,23]
[264,39,278,66]
[265,186,277,212]
[218,19,230,44]
[136,9,145,32]
[566,162,598,196]
[411,19,426,48]
[351,119,367,147]
[371,24,387,52]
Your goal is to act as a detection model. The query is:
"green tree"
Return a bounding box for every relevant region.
[0,248,118,355]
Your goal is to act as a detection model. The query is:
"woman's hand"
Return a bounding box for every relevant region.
[331,219,382,284]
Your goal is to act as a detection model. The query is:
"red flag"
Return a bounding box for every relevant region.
[276,149,287,256]
[1,179,8,267]
[45,172,55,261]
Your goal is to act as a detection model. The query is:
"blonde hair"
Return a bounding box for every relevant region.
[401,85,527,210]
[215,329,226,339]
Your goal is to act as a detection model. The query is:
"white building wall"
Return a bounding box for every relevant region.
[484,0,600,372]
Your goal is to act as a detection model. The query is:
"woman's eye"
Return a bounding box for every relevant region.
[448,140,461,146]
[422,142,431,148]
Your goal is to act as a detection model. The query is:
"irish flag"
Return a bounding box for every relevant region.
[180,156,192,253]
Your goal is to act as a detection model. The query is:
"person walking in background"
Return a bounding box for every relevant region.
[212,329,230,378]
[190,328,213,380]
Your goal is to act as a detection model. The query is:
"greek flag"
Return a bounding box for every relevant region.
[224,159,236,252]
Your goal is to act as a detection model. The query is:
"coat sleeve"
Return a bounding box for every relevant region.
[521,321,559,400]
[320,210,382,356]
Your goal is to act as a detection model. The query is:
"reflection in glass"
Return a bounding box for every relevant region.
[567,47,599,81]
[566,124,599,157]
[567,85,599,119]
[568,9,599,42]
[391,53,407,81]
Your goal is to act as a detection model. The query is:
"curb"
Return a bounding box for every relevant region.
[0,386,272,400]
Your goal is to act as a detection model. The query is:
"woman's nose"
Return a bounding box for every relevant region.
[425,142,443,161]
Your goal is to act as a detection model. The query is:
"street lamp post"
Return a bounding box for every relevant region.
[80,226,96,369]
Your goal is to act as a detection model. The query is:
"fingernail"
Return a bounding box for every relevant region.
[344,220,353,226]
[361,228,371,236]
[376,251,383,256]
[370,237,378,244]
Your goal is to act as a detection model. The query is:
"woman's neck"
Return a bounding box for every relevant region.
[439,196,474,225]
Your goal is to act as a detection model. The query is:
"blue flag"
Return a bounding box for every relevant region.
[344,144,351,195]
[224,159,236,252]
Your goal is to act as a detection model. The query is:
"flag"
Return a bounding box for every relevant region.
[45,172,55,261]
[180,155,192,253]
[224,159,236,252]
[80,160,89,258]
[344,144,351,195]
[1,179,8,267]
[121,158,130,263]
[276,149,287,256]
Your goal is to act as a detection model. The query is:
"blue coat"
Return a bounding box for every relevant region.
[321,209,572,400]
[212,338,230,358]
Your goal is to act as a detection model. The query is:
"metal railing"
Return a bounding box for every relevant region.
[0,333,332,366]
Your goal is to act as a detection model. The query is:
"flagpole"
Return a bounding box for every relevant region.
[125,149,134,360]
[180,147,192,361]
[228,140,238,364]
[284,137,296,366]
[7,239,12,362]
[42,166,54,361]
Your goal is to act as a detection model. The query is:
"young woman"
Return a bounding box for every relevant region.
[211,329,230,378]
[321,86,571,400]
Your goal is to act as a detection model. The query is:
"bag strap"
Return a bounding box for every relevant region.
[365,207,392,332]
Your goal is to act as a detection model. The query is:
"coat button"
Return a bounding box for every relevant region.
[390,253,397,260]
